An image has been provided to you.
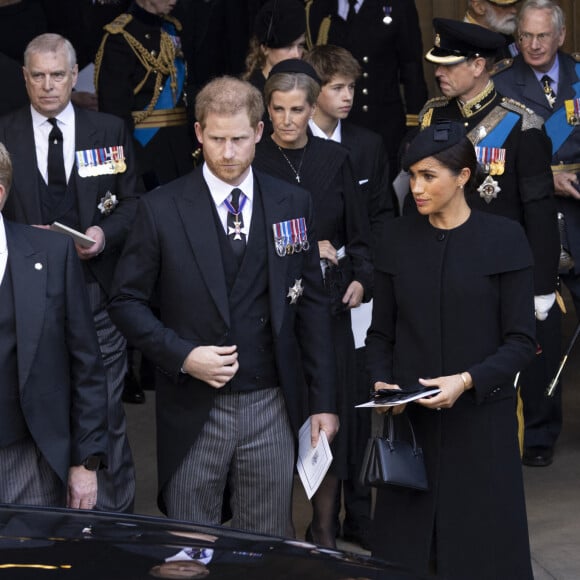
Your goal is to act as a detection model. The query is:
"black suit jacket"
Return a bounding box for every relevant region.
[0,105,138,294]
[4,220,108,483]
[109,167,337,500]
[494,52,580,273]
[340,121,395,250]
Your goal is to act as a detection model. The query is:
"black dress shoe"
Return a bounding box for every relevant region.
[122,372,146,404]
[522,446,554,467]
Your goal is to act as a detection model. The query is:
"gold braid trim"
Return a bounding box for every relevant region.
[94,13,179,125]
[304,0,331,48]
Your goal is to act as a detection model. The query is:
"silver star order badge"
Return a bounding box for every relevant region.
[98,190,118,215]
[477,175,501,204]
[287,278,304,305]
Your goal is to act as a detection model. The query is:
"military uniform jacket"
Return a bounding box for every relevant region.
[96,3,193,186]
[494,51,580,274]
[419,86,559,294]
[306,0,428,163]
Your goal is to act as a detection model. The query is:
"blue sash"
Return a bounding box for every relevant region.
[478,111,520,148]
[544,63,580,155]
[134,21,186,147]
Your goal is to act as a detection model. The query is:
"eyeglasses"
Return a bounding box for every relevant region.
[518,31,554,46]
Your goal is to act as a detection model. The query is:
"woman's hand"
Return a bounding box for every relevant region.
[342,280,364,309]
[415,374,471,411]
[318,240,338,265]
[373,381,406,415]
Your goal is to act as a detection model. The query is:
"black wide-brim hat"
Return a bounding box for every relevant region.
[254,0,306,49]
[402,121,468,170]
[425,18,506,65]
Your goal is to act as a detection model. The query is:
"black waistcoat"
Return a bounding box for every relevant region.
[211,184,279,392]
[0,262,29,447]
[38,168,81,231]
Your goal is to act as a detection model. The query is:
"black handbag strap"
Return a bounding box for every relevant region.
[383,410,420,454]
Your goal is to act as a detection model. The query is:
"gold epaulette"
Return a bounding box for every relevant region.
[419,96,449,128]
[572,52,580,63]
[163,14,182,32]
[103,13,132,35]
[490,57,513,77]
[500,97,544,131]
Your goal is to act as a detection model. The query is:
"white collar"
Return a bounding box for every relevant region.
[30,100,75,130]
[202,164,255,207]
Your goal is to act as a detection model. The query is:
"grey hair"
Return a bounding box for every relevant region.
[518,0,565,33]
[24,33,77,70]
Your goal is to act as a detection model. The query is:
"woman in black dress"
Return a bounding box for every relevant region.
[366,122,535,579]
[253,58,373,548]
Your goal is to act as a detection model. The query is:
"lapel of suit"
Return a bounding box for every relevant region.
[5,222,46,389]
[8,109,43,223]
[555,53,577,106]
[256,172,292,337]
[516,58,553,113]
[72,106,101,230]
[176,171,230,327]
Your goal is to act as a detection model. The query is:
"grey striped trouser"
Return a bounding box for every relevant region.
[86,281,135,513]
[0,437,64,506]
[163,387,295,537]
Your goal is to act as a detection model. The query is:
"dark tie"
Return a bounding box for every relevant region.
[541,75,556,108]
[226,188,246,263]
[47,117,67,194]
[347,0,357,24]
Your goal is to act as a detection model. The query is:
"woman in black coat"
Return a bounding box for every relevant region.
[366,122,536,579]
[253,58,373,548]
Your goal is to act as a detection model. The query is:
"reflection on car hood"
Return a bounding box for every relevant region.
[0,505,416,579]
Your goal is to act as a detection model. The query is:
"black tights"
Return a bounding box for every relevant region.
[310,472,340,548]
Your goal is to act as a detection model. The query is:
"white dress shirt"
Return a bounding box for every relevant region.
[309,118,342,143]
[203,164,254,240]
[31,101,76,185]
[337,0,364,20]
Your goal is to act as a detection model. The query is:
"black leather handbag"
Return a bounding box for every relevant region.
[360,410,429,491]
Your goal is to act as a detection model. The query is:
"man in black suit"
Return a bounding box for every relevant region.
[109,76,339,536]
[305,0,428,182]
[304,43,393,549]
[494,0,580,467]
[0,33,138,512]
[0,141,107,509]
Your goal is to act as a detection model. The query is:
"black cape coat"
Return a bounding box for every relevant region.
[366,211,535,579]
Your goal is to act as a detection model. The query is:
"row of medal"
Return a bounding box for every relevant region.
[475,145,506,176]
[475,146,506,204]
[565,98,580,126]
[273,217,309,257]
[76,146,127,177]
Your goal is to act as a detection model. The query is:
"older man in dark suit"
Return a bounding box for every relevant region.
[0,33,138,512]
[494,0,580,467]
[109,76,339,536]
[0,142,107,509]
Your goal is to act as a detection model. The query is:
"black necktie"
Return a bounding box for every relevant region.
[346,0,357,24]
[47,117,67,193]
[541,75,556,108]
[226,188,246,263]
